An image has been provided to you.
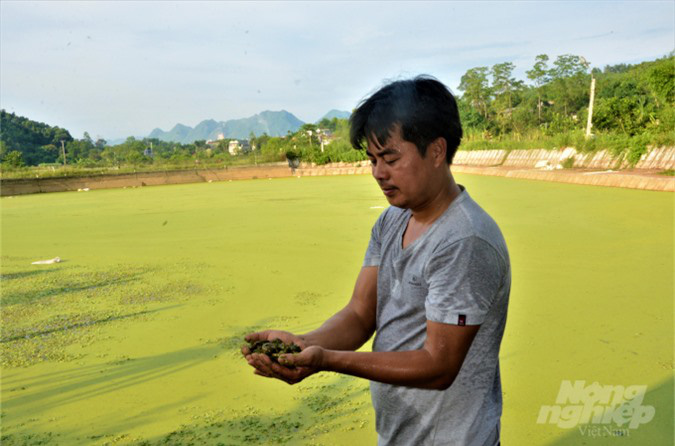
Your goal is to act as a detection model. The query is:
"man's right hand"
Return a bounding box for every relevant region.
[241,330,317,384]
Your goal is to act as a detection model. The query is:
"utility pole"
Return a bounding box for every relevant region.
[60,140,67,165]
[585,75,596,139]
[580,56,595,140]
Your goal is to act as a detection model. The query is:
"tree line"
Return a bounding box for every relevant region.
[1,53,672,171]
[456,53,673,141]
[0,111,365,169]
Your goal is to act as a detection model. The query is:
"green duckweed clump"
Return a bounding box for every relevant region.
[248,338,301,363]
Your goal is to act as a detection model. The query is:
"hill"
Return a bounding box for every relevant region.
[148,110,305,143]
[318,109,350,122]
[0,110,73,165]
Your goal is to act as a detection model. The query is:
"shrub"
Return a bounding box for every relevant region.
[2,151,25,168]
[561,157,575,169]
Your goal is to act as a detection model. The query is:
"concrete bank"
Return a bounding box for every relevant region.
[452,146,675,170]
[449,146,674,191]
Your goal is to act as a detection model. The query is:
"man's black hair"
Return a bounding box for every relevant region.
[350,75,463,164]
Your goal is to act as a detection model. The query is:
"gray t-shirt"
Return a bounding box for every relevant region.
[363,185,510,446]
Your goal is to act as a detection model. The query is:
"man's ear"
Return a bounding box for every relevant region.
[429,137,447,167]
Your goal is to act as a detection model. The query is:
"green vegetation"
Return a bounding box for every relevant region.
[2,54,672,177]
[0,152,273,180]
[257,119,367,166]
[561,157,575,169]
[0,114,366,179]
[456,54,674,163]
[1,175,672,445]
[0,110,74,165]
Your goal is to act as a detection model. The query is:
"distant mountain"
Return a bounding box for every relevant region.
[318,109,350,122]
[107,136,145,146]
[147,110,305,144]
[221,110,305,140]
[149,123,192,143]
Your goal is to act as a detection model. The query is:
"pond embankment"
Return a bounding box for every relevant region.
[1,147,673,196]
[0,164,290,196]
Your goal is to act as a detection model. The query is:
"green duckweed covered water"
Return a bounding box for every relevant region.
[1,174,672,445]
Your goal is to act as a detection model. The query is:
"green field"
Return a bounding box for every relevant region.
[1,174,672,445]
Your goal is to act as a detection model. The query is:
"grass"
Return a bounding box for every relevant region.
[1,175,673,445]
[0,155,283,180]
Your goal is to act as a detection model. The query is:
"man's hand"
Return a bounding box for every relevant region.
[249,345,325,385]
[279,345,324,369]
[241,330,320,385]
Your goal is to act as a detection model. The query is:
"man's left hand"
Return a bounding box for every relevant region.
[246,345,325,385]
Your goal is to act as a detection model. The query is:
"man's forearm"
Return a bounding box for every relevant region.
[300,306,374,351]
[321,349,456,390]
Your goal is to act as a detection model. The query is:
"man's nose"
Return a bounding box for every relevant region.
[372,161,388,181]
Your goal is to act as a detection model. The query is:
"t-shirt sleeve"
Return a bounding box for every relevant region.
[424,236,504,326]
[362,210,386,267]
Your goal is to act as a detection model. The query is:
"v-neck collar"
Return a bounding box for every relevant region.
[397,185,468,255]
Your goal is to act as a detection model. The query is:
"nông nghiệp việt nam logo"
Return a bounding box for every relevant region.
[537,380,655,432]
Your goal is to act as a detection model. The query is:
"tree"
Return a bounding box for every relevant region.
[299,123,319,150]
[3,150,25,168]
[459,67,491,119]
[491,62,523,132]
[0,110,74,165]
[52,128,72,146]
[549,54,589,116]
[645,58,675,106]
[66,132,95,162]
[603,63,630,74]
[254,132,270,153]
[526,54,550,122]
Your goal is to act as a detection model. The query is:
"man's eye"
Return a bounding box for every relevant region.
[385,158,398,165]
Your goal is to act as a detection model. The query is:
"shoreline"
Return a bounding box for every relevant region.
[2,146,673,196]
[1,162,672,196]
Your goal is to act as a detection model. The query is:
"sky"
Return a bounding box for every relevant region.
[1,1,673,141]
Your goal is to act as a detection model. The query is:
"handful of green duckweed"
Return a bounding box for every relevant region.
[247,338,302,363]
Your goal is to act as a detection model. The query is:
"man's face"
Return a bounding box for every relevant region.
[366,128,436,209]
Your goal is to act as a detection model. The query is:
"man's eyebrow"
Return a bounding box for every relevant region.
[366,148,400,157]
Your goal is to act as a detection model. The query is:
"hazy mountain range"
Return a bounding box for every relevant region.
[145,109,350,144]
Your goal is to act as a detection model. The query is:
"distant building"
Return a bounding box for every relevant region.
[206,133,227,147]
[228,139,251,155]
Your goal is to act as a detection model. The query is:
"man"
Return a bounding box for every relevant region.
[243,76,510,446]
